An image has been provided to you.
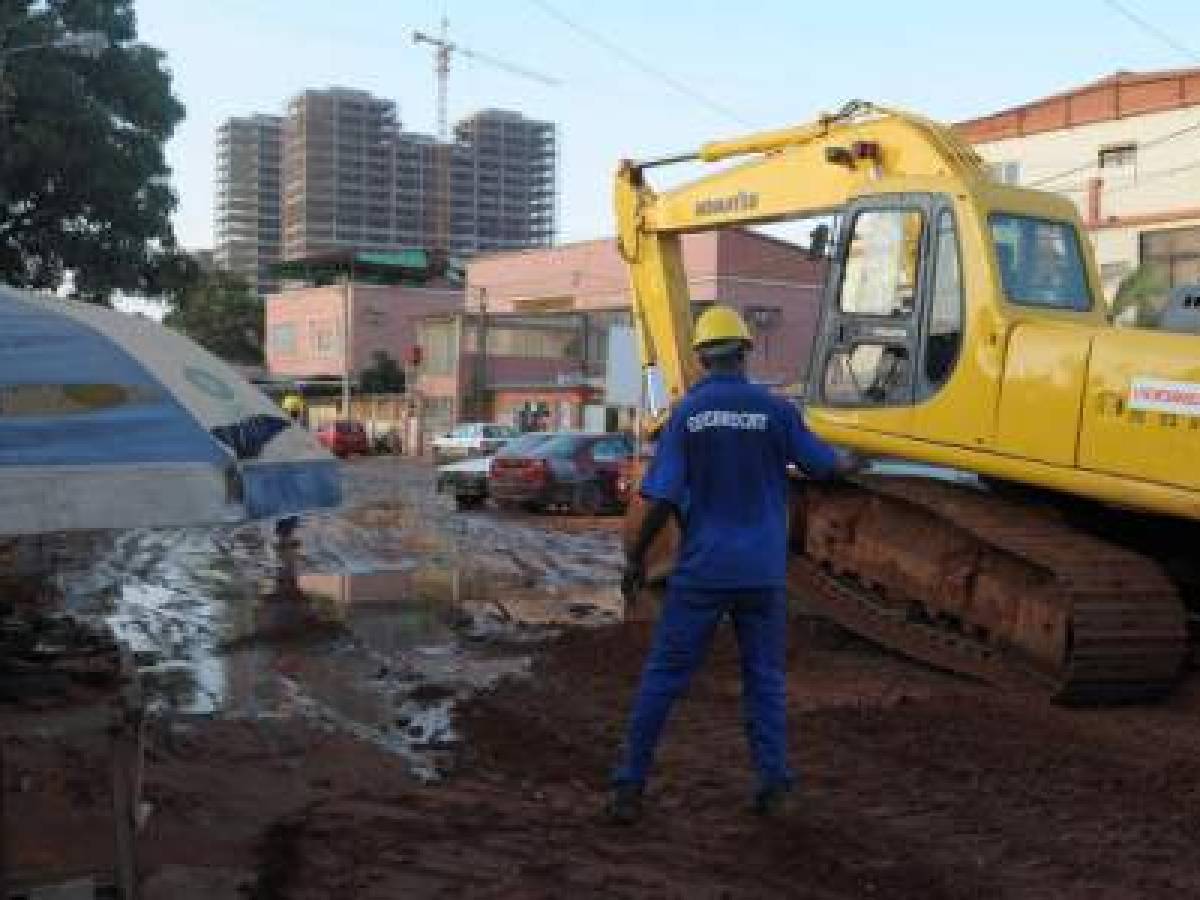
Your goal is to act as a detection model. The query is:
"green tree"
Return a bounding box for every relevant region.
[0,1,184,302]
[1112,264,1169,327]
[163,266,264,366]
[359,350,406,394]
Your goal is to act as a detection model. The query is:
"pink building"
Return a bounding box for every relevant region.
[465,229,827,386]
[413,311,602,435]
[265,283,463,382]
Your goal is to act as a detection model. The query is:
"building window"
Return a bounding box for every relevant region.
[1141,225,1200,288]
[417,321,459,377]
[1098,144,1136,170]
[269,323,297,353]
[987,161,1022,185]
[486,326,579,359]
[308,319,339,357]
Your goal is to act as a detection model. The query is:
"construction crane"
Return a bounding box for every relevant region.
[412,17,559,263]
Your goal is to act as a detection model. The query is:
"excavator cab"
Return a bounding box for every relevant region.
[811,194,964,412]
[801,180,1124,478]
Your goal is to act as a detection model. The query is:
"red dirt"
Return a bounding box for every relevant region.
[10,615,1200,897]
[236,616,1200,899]
[60,619,1195,900]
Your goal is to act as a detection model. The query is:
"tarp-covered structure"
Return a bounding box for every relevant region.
[0,286,341,535]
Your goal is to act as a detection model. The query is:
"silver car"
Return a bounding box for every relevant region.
[431,422,518,464]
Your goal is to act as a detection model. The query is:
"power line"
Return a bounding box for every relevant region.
[1039,158,1200,195]
[1029,118,1200,186]
[526,0,753,128]
[1100,0,1200,64]
[1098,158,1200,196]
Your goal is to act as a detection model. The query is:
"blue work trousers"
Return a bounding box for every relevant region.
[613,585,793,791]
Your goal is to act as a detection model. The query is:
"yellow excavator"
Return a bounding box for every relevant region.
[616,100,1198,703]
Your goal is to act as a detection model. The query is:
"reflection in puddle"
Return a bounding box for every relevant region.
[58,511,621,778]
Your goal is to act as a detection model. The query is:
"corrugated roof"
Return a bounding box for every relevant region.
[956,67,1200,142]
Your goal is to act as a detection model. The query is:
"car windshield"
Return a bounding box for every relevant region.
[497,432,553,456]
[482,425,518,438]
[989,214,1091,311]
[536,434,585,459]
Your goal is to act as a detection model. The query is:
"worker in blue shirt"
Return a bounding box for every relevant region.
[608,305,852,824]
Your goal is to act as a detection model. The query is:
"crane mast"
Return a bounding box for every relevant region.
[412,18,558,261]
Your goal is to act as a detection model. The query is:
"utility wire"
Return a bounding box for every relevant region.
[1100,0,1200,65]
[1029,118,1200,186]
[1027,1,1200,187]
[1098,158,1200,195]
[1038,159,1200,195]
[526,0,753,128]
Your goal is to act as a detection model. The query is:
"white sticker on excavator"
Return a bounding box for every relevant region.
[1129,378,1200,415]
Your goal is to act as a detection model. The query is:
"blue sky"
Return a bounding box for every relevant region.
[135,0,1200,251]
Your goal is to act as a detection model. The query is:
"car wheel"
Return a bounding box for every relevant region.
[455,495,484,512]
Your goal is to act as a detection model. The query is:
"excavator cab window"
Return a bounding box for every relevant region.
[813,194,967,409]
[817,205,925,407]
[990,214,1091,311]
[924,209,964,389]
[839,209,923,318]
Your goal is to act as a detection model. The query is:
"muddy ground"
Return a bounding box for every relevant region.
[7,458,1200,898]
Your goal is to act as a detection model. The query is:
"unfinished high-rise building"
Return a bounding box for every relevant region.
[273,88,557,264]
[213,115,283,296]
[454,109,558,253]
[281,88,402,261]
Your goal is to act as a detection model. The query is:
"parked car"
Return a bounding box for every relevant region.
[436,432,554,511]
[315,420,370,458]
[488,432,635,514]
[431,422,519,464]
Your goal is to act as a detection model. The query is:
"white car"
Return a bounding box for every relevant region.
[435,454,492,510]
[431,422,517,463]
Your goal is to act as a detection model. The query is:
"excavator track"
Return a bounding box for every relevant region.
[791,476,1189,704]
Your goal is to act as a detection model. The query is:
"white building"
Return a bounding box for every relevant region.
[957,69,1200,300]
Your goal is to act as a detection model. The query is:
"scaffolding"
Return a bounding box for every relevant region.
[214,115,283,297]
[271,89,558,267]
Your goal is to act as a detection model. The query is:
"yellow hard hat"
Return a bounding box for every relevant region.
[692,305,753,349]
[281,393,306,414]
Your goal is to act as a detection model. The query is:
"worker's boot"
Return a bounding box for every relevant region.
[606,782,644,825]
[752,783,794,818]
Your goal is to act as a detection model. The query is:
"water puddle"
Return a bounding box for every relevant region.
[44,501,622,779]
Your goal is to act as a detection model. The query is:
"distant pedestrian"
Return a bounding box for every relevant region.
[609,305,853,823]
[281,392,307,426]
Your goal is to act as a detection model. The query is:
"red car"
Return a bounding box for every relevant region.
[315,420,369,458]
[489,432,635,514]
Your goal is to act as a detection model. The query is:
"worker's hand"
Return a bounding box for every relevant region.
[621,559,645,608]
[834,448,868,478]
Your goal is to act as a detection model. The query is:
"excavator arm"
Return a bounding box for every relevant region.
[614,100,987,419]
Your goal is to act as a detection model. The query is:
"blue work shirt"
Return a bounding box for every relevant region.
[640,373,840,590]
